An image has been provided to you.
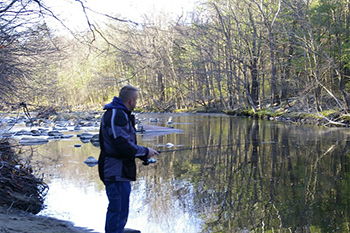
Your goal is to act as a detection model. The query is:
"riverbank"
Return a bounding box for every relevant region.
[3,103,350,129]
[0,205,95,233]
[225,107,350,127]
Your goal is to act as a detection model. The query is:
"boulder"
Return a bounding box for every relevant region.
[19,137,49,146]
[84,156,98,167]
[48,130,63,137]
[90,134,100,147]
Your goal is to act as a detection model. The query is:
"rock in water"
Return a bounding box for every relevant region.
[90,134,100,147]
[19,137,49,146]
[166,142,174,148]
[84,156,98,167]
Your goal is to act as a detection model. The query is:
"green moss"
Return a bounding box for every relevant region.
[173,108,193,113]
[295,112,320,119]
[227,108,284,118]
[255,108,283,118]
[319,109,342,119]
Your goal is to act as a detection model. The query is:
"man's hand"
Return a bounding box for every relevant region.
[147,147,159,158]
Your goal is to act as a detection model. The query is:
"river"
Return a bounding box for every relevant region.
[25,113,350,232]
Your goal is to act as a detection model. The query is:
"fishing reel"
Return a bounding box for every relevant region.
[142,158,157,166]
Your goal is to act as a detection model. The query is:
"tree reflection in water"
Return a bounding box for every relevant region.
[32,113,349,233]
[137,114,350,233]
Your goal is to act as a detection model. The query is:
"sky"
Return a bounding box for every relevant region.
[46,0,198,32]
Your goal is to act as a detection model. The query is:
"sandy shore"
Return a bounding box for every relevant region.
[0,205,96,233]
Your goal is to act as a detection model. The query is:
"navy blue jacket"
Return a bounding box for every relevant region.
[98,97,148,182]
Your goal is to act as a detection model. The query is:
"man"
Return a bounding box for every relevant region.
[98,85,159,233]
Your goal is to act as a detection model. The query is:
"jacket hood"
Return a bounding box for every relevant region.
[103,97,129,112]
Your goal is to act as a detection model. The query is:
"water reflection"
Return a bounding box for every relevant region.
[29,113,350,233]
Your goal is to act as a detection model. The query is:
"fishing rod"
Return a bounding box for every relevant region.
[143,144,235,165]
[143,141,276,165]
[157,143,239,153]
[157,141,276,153]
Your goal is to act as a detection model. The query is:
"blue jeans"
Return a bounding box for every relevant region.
[104,181,131,233]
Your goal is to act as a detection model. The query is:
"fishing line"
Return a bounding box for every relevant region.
[144,142,276,165]
[157,141,276,153]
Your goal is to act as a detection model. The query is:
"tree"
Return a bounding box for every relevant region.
[0,1,63,108]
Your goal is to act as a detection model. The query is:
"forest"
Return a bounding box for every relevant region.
[1,0,350,116]
[1,1,350,230]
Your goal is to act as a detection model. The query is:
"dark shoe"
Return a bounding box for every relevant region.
[123,228,141,233]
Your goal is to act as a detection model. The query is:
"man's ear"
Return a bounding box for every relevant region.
[128,98,135,108]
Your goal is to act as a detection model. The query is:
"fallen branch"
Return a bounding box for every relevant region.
[0,139,48,214]
[317,114,347,127]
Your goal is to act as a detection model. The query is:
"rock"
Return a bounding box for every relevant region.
[90,134,100,147]
[80,138,90,144]
[84,156,98,167]
[15,130,32,136]
[74,125,82,131]
[150,118,158,122]
[19,137,49,146]
[30,130,41,136]
[166,142,174,148]
[76,120,93,127]
[77,133,94,140]
[61,134,74,139]
[48,130,63,137]
[167,116,173,124]
[77,133,95,144]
